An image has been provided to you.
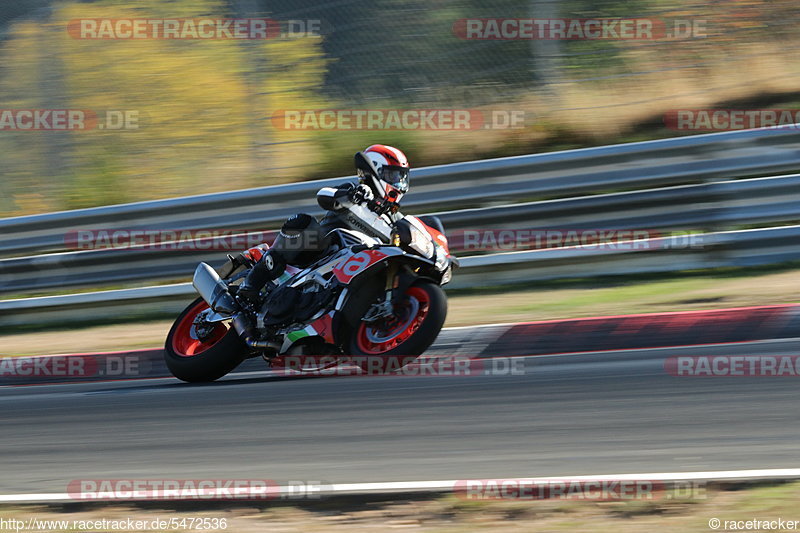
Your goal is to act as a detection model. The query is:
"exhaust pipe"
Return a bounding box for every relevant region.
[192,262,238,315]
[231,314,282,351]
[193,262,281,352]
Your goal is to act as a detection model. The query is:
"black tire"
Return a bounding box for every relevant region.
[347,280,447,373]
[164,298,247,382]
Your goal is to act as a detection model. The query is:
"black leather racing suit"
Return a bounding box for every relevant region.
[237,181,403,301]
[316,182,404,240]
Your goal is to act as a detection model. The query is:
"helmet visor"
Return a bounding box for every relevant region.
[379,166,410,193]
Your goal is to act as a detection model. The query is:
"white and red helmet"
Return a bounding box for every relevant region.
[355,144,410,204]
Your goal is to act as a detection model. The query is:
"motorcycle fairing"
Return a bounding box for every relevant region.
[277,245,438,352]
[280,310,335,353]
[332,248,395,284]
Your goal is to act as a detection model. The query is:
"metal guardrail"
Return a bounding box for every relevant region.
[1,173,799,294]
[2,225,799,328]
[3,126,800,258]
[2,127,800,326]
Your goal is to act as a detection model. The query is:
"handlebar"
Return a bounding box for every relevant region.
[350,187,394,215]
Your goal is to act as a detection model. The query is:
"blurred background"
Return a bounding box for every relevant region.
[3,4,800,529]
[2,0,799,217]
[2,0,800,348]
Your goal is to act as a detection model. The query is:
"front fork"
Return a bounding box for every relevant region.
[363,263,417,323]
[384,262,399,304]
[361,263,401,323]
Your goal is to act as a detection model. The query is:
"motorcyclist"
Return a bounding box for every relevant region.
[236,144,411,303]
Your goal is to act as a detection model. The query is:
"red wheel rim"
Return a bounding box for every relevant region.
[356,286,430,354]
[171,300,229,357]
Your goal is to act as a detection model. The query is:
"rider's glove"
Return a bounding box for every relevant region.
[350,184,374,204]
[318,183,356,211]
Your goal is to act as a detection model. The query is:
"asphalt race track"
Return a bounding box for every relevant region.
[1,338,799,494]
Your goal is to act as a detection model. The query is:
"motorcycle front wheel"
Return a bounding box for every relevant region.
[347,280,447,372]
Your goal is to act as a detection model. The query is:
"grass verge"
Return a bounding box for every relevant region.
[1,481,799,532]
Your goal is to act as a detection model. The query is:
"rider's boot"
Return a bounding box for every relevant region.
[236,250,286,305]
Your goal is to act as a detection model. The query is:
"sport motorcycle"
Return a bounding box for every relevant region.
[164,214,457,382]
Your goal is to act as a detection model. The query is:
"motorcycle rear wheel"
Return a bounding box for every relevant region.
[164,297,247,382]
